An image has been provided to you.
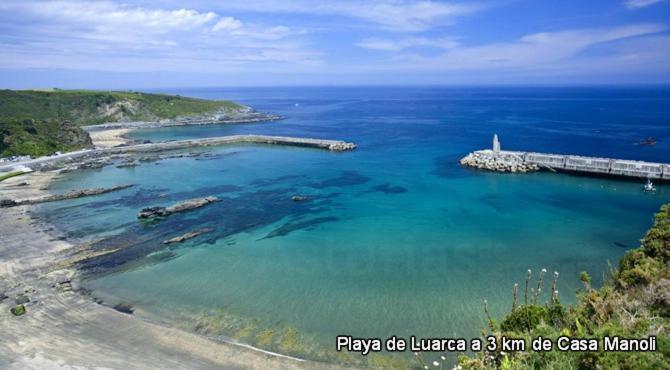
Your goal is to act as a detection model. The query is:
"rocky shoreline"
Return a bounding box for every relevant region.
[83,109,282,133]
[0,170,341,369]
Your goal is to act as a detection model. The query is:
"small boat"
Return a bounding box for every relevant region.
[644,178,656,192]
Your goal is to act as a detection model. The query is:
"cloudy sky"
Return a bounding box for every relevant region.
[0,0,669,88]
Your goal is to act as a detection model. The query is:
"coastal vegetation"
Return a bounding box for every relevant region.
[455,204,670,369]
[0,89,243,157]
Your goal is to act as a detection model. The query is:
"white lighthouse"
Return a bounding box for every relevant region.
[493,134,501,154]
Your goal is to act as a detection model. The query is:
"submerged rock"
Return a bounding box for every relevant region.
[163,228,214,244]
[116,161,138,168]
[138,196,219,219]
[14,294,30,305]
[291,195,308,202]
[639,137,657,146]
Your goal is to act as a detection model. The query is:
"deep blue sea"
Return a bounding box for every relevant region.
[35,87,670,366]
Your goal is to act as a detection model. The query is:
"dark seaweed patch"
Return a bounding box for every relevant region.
[193,151,241,161]
[614,241,631,249]
[249,175,303,187]
[261,216,339,240]
[372,183,408,194]
[76,188,341,276]
[480,194,504,213]
[308,171,370,189]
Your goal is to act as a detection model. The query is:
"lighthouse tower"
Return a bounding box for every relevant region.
[492,134,501,154]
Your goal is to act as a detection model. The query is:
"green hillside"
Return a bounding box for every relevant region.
[0,89,243,157]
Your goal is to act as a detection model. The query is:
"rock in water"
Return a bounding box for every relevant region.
[138,196,219,219]
[0,199,17,208]
[113,303,134,314]
[291,195,308,202]
[163,228,214,244]
[138,206,168,218]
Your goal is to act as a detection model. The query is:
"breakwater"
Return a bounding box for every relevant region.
[461,149,670,181]
[0,135,356,172]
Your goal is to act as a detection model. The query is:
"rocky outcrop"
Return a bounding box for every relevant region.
[0,184,134,207]
[138,196,219,219]
[55,120,94,148]
[460,152,540,173]
[162,228,213,244]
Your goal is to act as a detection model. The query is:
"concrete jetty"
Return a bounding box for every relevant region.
[461,135,669,181]
[0,135,356,173]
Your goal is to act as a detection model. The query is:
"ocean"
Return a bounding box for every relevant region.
[34,86,670,366]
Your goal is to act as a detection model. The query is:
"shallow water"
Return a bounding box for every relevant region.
[35,87,670,365]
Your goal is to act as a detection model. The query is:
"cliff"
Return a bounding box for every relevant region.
[0,89,246,157]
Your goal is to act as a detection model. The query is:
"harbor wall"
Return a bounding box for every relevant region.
[474,149,669,180]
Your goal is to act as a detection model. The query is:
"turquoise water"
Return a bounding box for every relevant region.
[36,87,670,365]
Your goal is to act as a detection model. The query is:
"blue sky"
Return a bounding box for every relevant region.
[0,0,669,88]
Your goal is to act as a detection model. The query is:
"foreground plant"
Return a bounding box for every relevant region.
[457,204,670,369]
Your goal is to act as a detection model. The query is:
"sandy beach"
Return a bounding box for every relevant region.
[0,171,344,369]
[88,128,131,148]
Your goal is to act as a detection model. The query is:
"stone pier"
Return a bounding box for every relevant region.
[461,136,669,181]
[0,135,357,173]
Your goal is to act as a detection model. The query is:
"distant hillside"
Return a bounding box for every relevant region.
[0,89,244,157]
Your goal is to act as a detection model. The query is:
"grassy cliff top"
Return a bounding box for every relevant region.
[0,89,245,157]
[0,89,243,125]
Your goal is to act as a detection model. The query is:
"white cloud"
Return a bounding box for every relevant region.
[357,37,459,51]
[624,0,667,9]
[397,23,667,70]
[212,17,243,32]
[193,0,481,32]
[0,0,317,70]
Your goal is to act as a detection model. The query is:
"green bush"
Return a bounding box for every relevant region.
[500,305,548,332]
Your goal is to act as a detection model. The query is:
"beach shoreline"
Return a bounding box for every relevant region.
[0,170,343,369]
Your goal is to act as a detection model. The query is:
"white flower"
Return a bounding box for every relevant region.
[554,271,559,276]
[433,361,440,366]
[542,268,547,273]
[424,366,429,369]
[441,356,446,361]
[528,269,531,273]
[555,290,559,294]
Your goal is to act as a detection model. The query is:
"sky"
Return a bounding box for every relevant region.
[0,0,669,88]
